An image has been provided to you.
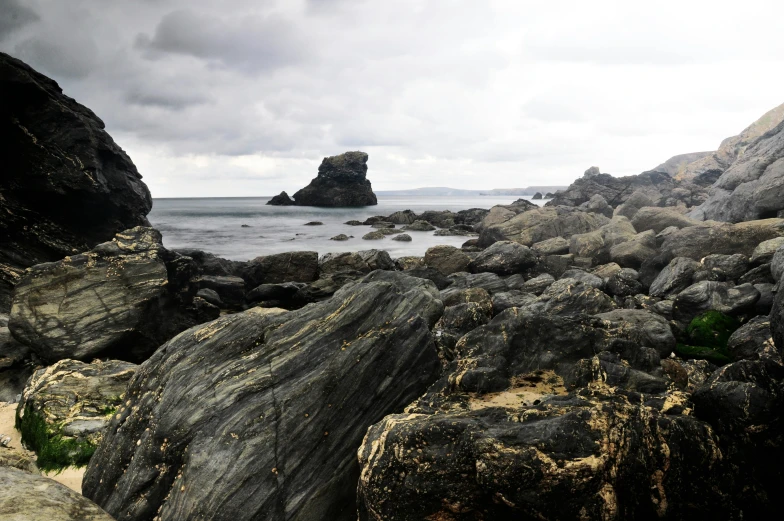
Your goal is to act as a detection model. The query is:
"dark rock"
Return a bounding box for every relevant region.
[241,224,251,228]
[696,253,749,281]
[727,316,780,364]
[362,216,387,225]
[391,233,411,242]
[561,269,604,290]
[539,279,616,315]
[750,237,784,264]
[362,231,385,240]
[521,273,555,295]
[386,210,418,224]
[195,288,222,307]
[673,281,761,323]
[441,287,492,309]
[547,170,680,208]
[0,466,115,520]
[739,264,774,285]
[432,227,475,237]
[266,191,295,205]
[0,314,34,402]
[649,257,700,297]
[398,267,452,290]
[9,227,200,362]
[241,251,318,286]
[319,250,394,275]
[330,234,350,241]
[370,221,394,229]
[393,256,424,270]
[375,228,402,236]
[606,268,643,297]
[194,275,245,309]
[291,151,377,207]
[247,282,306,304]
[569,217,637,266]
[344,220,363,226]
[424,245,470,275]
[172,249,243,278]
[418,210,457,228]
[608,230,657,269]
[491,290,539,314]
[188,297,220,323]
[467,241,536,275]
[578,194,613,217]
[402,220,436,232]
[754,282,775,315]
[532,192,543,199]
[613,190,655,219]
[303,221,323,226]
[441,273,509,299]
[83,272,442,521]
[0,52,153,312]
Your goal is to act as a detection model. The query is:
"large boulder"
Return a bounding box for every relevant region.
[424,245,471,275]
[672,282,760,323]
[9,227,200,362]
[690,117,784,222]
[241,251,318,286]
[649,257,700,297]
[467,241,536,275]
[0,466,115,521]
[319,249,394,275]
[82,271,443,521]
[658,219,784,261]
[546,169,679,208]
[0,52,152,312]
[291,151,377,207]
[478,206,607,247]
[630,206,701,234]
[16,359,137,471]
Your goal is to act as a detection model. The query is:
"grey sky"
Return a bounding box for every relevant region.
[2,0,783,197]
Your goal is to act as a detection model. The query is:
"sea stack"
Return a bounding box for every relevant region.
[270,151,377,207]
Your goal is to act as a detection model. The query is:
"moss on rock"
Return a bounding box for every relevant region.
[675,311,741,365]
[15,405,97,472]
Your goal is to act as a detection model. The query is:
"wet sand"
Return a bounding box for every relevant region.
[0,401,85,493]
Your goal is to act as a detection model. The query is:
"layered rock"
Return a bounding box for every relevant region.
[478,206,607,247]
[83,271,443,521]
[0,52,152,312]
[279,151,377,207]
[9,227,202,362]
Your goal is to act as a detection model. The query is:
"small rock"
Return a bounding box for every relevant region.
[391,234,412,242]
[330,234,350,241]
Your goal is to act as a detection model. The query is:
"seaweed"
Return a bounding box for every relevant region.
[15,405,96,472]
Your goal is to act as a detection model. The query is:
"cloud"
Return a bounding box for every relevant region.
[13,36,98,79]
[0,0,39,40]
[135,8,308,73]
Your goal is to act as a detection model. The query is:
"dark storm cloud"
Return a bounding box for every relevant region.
[0,0,40,40]
[136,9,307,73]
[13,36,98,79]
[126,88,208,111]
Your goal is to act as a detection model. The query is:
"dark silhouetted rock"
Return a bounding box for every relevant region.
[291,151,377,207]
[242,251,319,286]
[532,192,543,199]
[402,220,436,232]
[266,191,295,205]
[362,231,385,240]
[83,272,442,521]
[0,52,153,312]
[386,210,417,224]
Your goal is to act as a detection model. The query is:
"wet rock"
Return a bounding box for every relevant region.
[266,191,295,206]
[0,466,115,520]
[242,251,319,286]
[194,275,245,309]
[561,269,604,290]
[330,234,350,241]
[0,52,152,312]
[649,257,700,297]
[491,290,539,314]
[673,281,760,323]
[750,237,784,265]
[391,233,411,242]
[727,316,780,364]
[539,279,616,315]
[606,268,643,297]
[319,250,394,275]
[467,241,536,275]
[520,273,555,295]
[83,272,442,521]
[362,231,385,240]
[291,151,377,207]
[402,220,436,232]
[9,227,198,362]
[424,245,471,275]
[17,359,137,470]
[531,236,570,255]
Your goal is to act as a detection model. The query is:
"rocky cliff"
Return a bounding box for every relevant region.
[0,52,152,312]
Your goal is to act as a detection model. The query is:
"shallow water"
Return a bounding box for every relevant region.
[148,195,547,260]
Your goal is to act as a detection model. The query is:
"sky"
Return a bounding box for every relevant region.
[2,0,784,198]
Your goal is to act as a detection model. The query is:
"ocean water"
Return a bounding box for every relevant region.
[148,195,547,260]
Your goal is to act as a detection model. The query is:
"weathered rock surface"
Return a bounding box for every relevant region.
[424,245,471,275]
[83,271,443,521]
[0,466,116,520]
[673,281,760,323]
[9,227,199,362]
[0,313,33,402]
[242,251,319,286]
[649,257,700,297]
[319,250,394,275]
[467,241,536,275]
[479,206,607,247]
[630,206,700,234]
[290,151,377,207]
[402,220,436,232]
[0,52,153,312]
[0,446,38,473]
[391,233,411,242]
[17,359,136,468]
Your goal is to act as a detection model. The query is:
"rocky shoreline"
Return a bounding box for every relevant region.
[2,54,784,520]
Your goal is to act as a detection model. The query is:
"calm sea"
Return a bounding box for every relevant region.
[148,195,547,260]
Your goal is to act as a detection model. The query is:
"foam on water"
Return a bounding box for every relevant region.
[148,195,546,260]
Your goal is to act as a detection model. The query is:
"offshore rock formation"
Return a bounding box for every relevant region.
[0,52,152,312]
[268,151,377,207]
[83,271,442,521]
